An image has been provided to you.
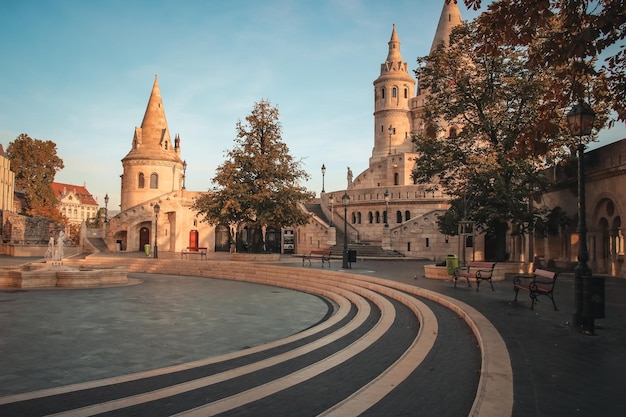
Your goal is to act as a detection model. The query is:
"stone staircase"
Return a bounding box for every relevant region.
[87,237,108,251]
[305,202,404,258]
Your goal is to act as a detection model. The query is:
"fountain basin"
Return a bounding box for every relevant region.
[2,264,129,288]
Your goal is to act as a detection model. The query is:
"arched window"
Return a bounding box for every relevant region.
[392,87,397,98]
[150,173,158,189]
[138,173,145,189]
[405,210,411,221]
[396,211,402,223]
[394,173,399,185]
[375,211,381,223]
[404,88,408,98]
[449,126,458,138]
[368,212,373,224]
[357,212,362,224]
[381,88,385,99]
[352,212,356,224]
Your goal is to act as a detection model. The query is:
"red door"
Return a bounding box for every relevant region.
[189,230,199,251]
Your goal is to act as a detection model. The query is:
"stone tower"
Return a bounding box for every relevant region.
[371,24,416,164]
[411,0,463,136]
[120,75,185,211]
[429,0,463,53]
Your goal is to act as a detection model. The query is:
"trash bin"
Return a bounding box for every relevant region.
[583,275,605,319]
[144,244,151,257]
[446,254,458,275]
[348,250,357,264]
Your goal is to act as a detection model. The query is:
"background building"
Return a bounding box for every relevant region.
[51,182,99,225]
[0,145,16,213]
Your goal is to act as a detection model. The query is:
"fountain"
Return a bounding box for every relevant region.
[0,231,129,289]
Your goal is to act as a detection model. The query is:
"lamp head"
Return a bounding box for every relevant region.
[567,100,595,137]
[342,192,350,206]
[321,164,326,175]
[154,202,160,215]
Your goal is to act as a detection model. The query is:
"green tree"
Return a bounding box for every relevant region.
[459,0,626,122]
[6,134,65,218]
[192,100,314,251]
[412,19,611,239]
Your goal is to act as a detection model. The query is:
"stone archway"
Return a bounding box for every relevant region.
[591,198,623,275]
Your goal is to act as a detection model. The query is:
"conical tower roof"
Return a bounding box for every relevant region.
[430,0,463,53]
[386,23,403,63]
[123,75,182,163]
[140,74,169,145]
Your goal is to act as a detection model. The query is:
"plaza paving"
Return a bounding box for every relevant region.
[0,254,624,416]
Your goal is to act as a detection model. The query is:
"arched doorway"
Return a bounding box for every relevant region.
[266,228,280,253]
[139,227,150,251]
[215,225,230,252]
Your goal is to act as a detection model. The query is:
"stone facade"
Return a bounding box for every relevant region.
[0,144,15,213]
[536,140,626,277]
[296,1,464,260]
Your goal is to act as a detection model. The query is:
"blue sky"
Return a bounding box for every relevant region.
[1,0,624,211]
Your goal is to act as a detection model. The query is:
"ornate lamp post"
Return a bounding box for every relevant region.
[153,202,160,259]
[104,193,109,223]
[384,189,390,227]
[342,192,350,269]
[567,99,596,332]
[182,160,188,190]
[321,164,326,193]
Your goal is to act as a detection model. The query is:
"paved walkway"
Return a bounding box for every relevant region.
[0,254,624,416]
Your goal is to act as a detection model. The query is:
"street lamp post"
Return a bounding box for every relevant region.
[321,164,326,194]
[384,189,390,227]
[342,192,350,269]
[104,193,109,223]
[567,99,596,333]
[182,160,188,190]
[153,202,160,259]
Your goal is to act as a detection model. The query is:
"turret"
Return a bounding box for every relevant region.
[120,76,185,210]
[371,24,415,163]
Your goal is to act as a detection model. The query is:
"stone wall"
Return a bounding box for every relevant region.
[2,211,58,244]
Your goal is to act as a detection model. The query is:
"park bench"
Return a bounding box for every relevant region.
[513,268,560,310]
[301,250,332,268]
[454,261,497,291]
[181,247,207,260]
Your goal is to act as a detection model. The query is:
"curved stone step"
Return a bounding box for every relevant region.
[0,258,512,417]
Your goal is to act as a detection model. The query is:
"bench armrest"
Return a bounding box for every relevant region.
[475,269,493,278]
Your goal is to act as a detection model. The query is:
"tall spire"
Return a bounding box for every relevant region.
[139,74,171,149]
[430,0,463,53]
[386,23,403,63]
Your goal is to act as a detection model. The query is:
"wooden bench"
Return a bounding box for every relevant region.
[513,268,559,310]
[454,261,497,291]
[181,247,207,260]
[301,250,332,268]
